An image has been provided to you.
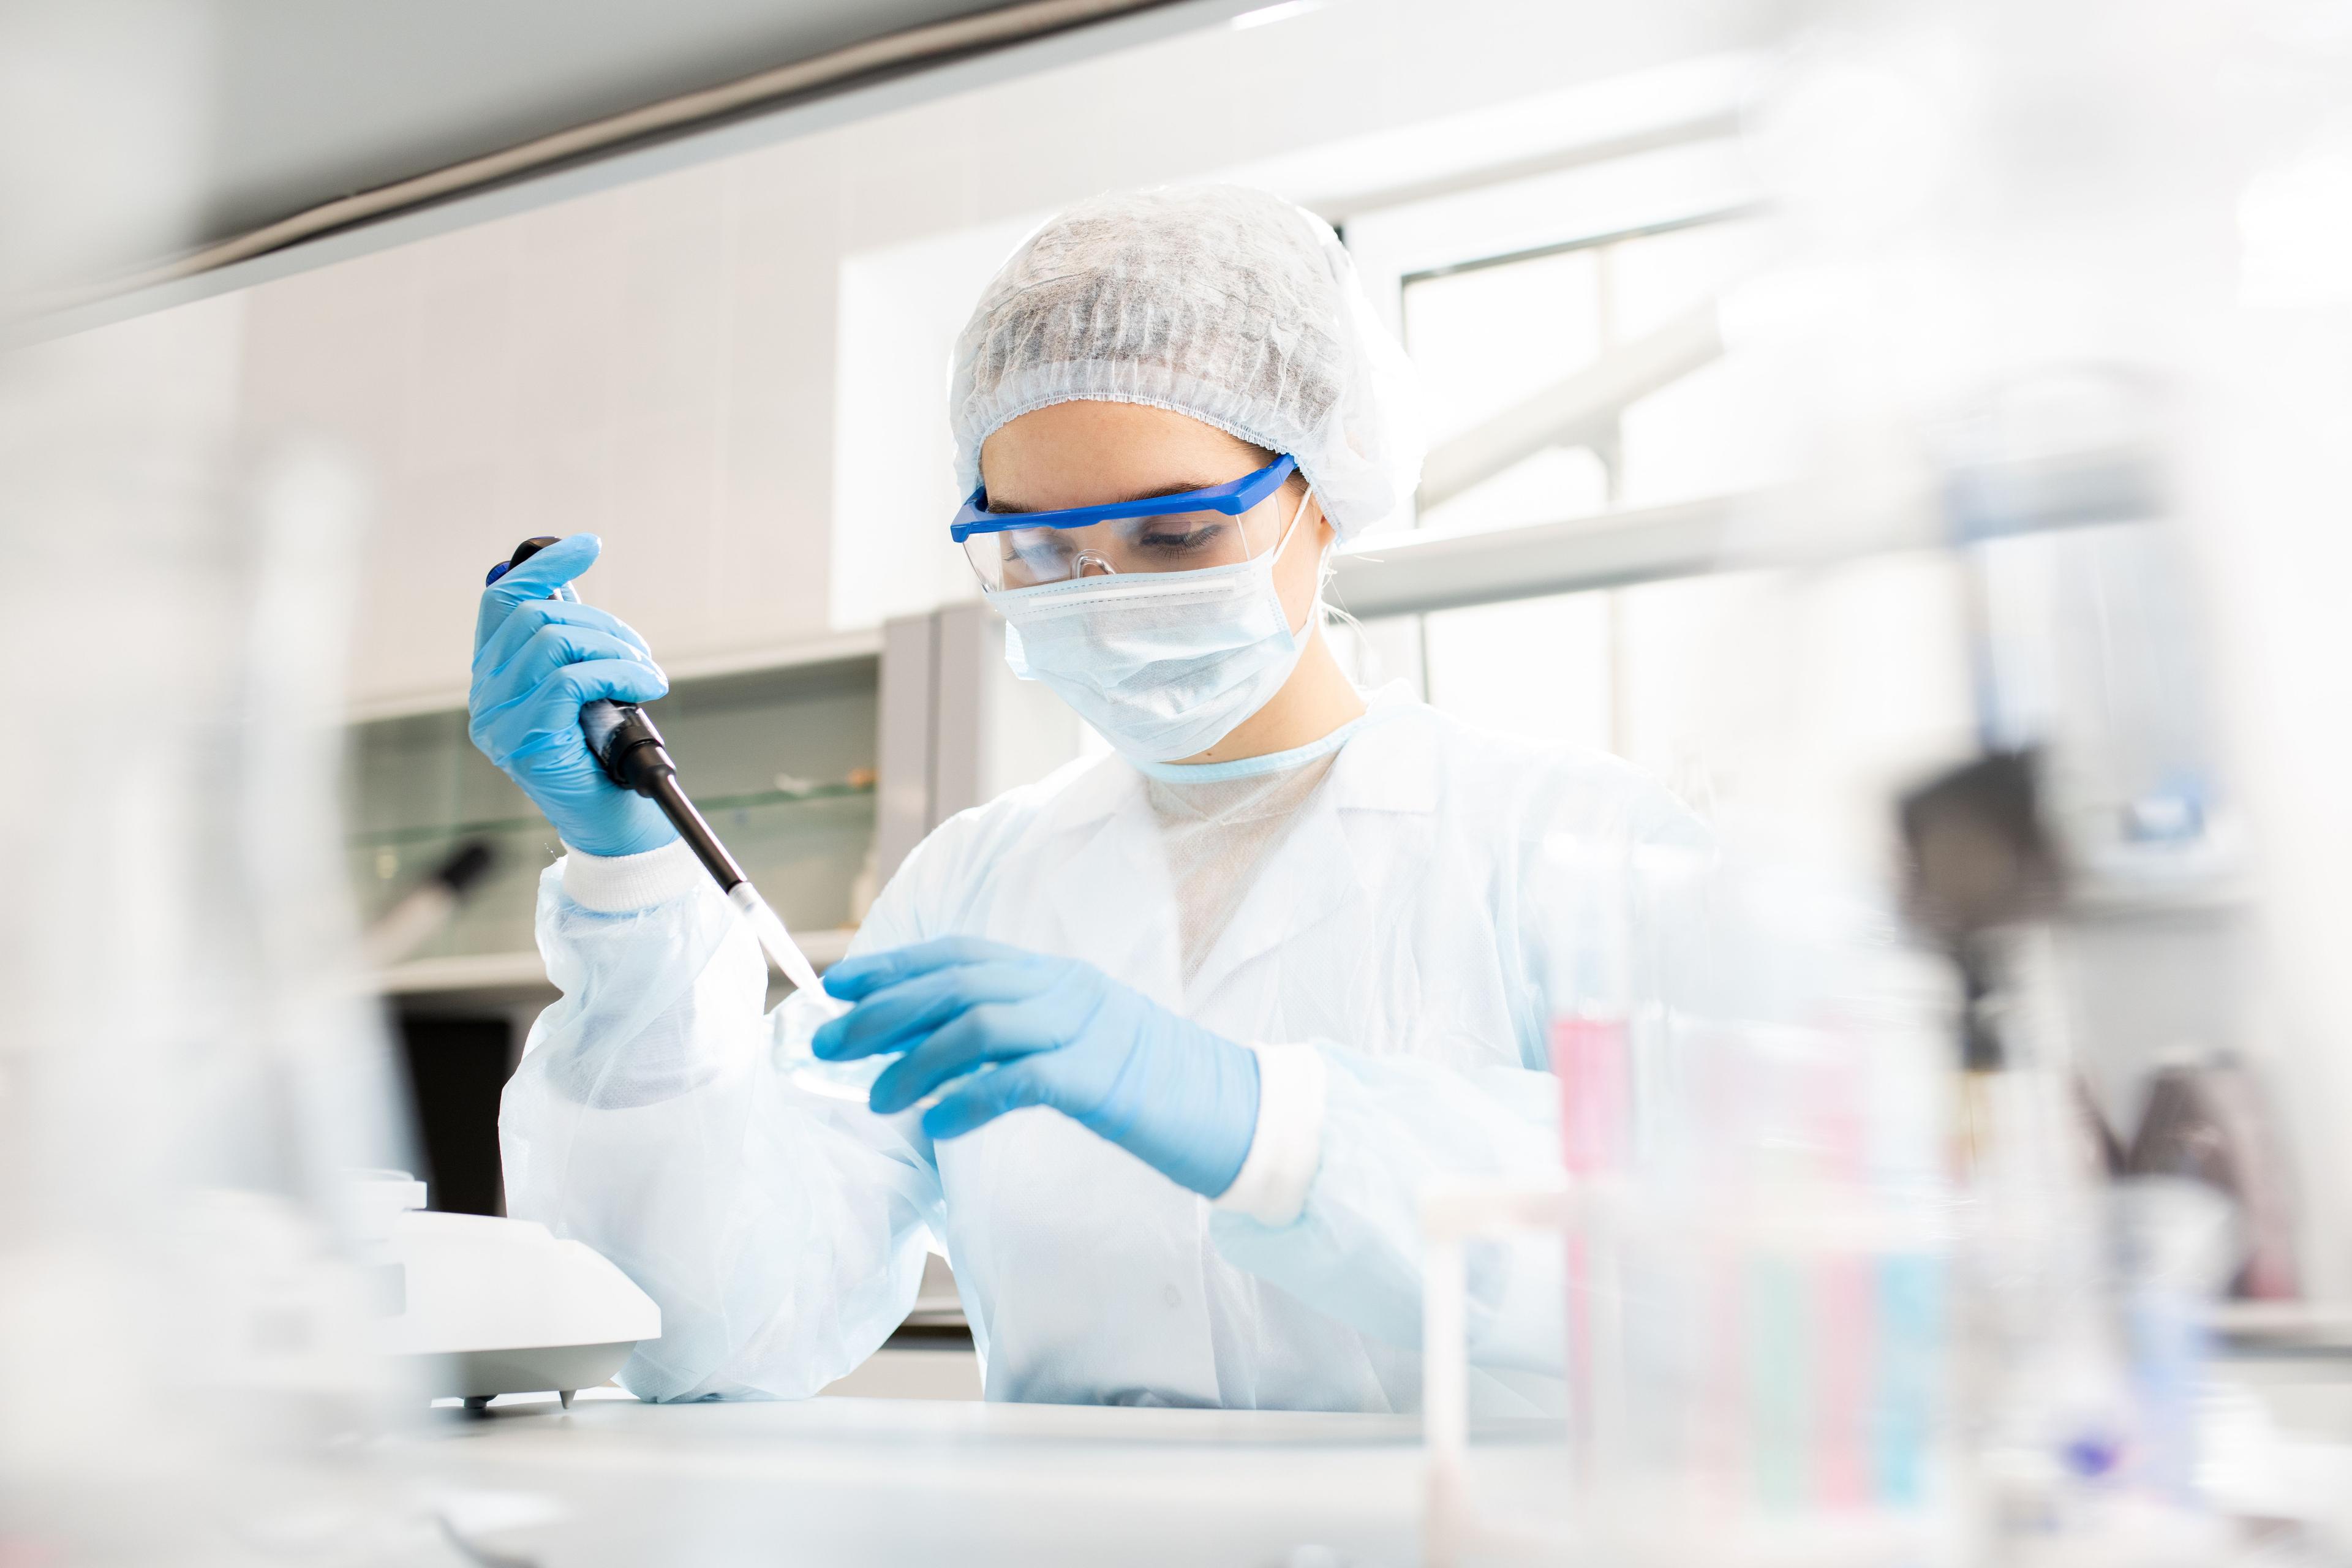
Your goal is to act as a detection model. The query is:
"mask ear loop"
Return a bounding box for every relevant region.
[1270,480,1324,642]
[1297,494,1379,684]
[1265,480,1311,564]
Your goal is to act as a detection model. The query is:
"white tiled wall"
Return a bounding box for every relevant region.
[233,0,1772,713]
[241,143,849,712]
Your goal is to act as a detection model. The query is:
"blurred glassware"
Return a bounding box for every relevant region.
[1,325,426,1551]
[1526,832,1959,1561]
[2126,1055,2300,1302]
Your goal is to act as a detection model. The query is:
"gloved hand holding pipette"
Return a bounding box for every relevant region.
[469,532,834,1003]
[470,533,674,858]
[469,532,1261,1162]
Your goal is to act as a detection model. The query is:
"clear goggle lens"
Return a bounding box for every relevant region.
[963,494,1289,592]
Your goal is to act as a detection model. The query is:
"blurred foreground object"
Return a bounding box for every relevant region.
[1898,749,2064,1079]
[1,9,447,1559]
[359,837,497,971]
[1429,0,2352,1555]
[1426,838,1961,1564]
[2128,1058,2301,1302]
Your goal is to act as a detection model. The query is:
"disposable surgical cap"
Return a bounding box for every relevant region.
[949,184,1426,540]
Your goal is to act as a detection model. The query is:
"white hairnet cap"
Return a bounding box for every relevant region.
[949,184,1425,540]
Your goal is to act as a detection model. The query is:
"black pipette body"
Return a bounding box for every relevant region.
[488,537,748,895]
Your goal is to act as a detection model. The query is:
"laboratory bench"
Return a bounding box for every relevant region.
[402,1392,1563,1567]
[394,1355,2352,1568]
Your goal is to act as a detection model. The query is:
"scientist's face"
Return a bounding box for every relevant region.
[976,401,1331,627]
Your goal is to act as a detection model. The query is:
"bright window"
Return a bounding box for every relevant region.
[1333,552,1978,872]
[1401,211,1783,533]
[1332,159,1977,874]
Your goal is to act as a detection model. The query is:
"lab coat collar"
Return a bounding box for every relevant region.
[1027,762,1188,1004]
[1176,688,1442,1003]
[1177,791,1365,1006]
[1049,751,1144,827]
[1018,686,1441,1009]
[1321,684,1438,816]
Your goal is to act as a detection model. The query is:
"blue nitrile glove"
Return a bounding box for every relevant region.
[468,532,677,858]
[813,937,1261,1199]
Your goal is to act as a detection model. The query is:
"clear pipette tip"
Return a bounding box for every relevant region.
[726,883,827,998]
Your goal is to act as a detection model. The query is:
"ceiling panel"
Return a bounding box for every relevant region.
[200,0,1020,242]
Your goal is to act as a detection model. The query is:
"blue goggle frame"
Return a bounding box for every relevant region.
[949,454,1298,543]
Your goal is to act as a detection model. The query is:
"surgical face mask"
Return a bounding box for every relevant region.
[985,489,1319,763]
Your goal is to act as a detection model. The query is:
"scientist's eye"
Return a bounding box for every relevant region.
[1131,515,1226,562]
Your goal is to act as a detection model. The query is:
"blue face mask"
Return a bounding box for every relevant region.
[984,491,1317,763]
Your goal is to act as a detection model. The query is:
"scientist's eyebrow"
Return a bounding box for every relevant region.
[984,477,1234,516]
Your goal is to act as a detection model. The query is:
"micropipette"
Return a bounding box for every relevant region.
[486,536,830,998]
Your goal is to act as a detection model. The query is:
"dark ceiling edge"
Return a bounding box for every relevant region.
[12,0,1253,345]
[54,0,1164,304]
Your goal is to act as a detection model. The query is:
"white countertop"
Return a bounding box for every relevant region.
[402,1393,1562,1567]
[383,1367,2352,1566]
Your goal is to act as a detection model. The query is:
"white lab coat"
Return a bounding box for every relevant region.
[499,686,1705,1412]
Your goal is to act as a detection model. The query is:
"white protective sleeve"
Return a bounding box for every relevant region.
[1209,1048,1567,1377]
[499,838,943,1401]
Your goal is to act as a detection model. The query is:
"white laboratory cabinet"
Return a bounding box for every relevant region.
[349,601,1076,1007]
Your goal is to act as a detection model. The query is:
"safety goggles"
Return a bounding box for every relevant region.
[950,454,1299,592]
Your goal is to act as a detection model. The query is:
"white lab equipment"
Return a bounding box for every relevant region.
[347,1170,658,1408]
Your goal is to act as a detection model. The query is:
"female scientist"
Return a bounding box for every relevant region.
[470,185,1701,1414]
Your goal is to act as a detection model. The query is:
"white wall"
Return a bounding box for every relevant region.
[240,151,843,713]
[830,217,1035,630]
[233,0,1774,714]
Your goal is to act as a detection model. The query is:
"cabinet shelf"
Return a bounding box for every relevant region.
[349,632,883,724]
[376,925,859,1002]
[354,784,876,973]
[351,652,883,1002]
[350,780,875,853]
